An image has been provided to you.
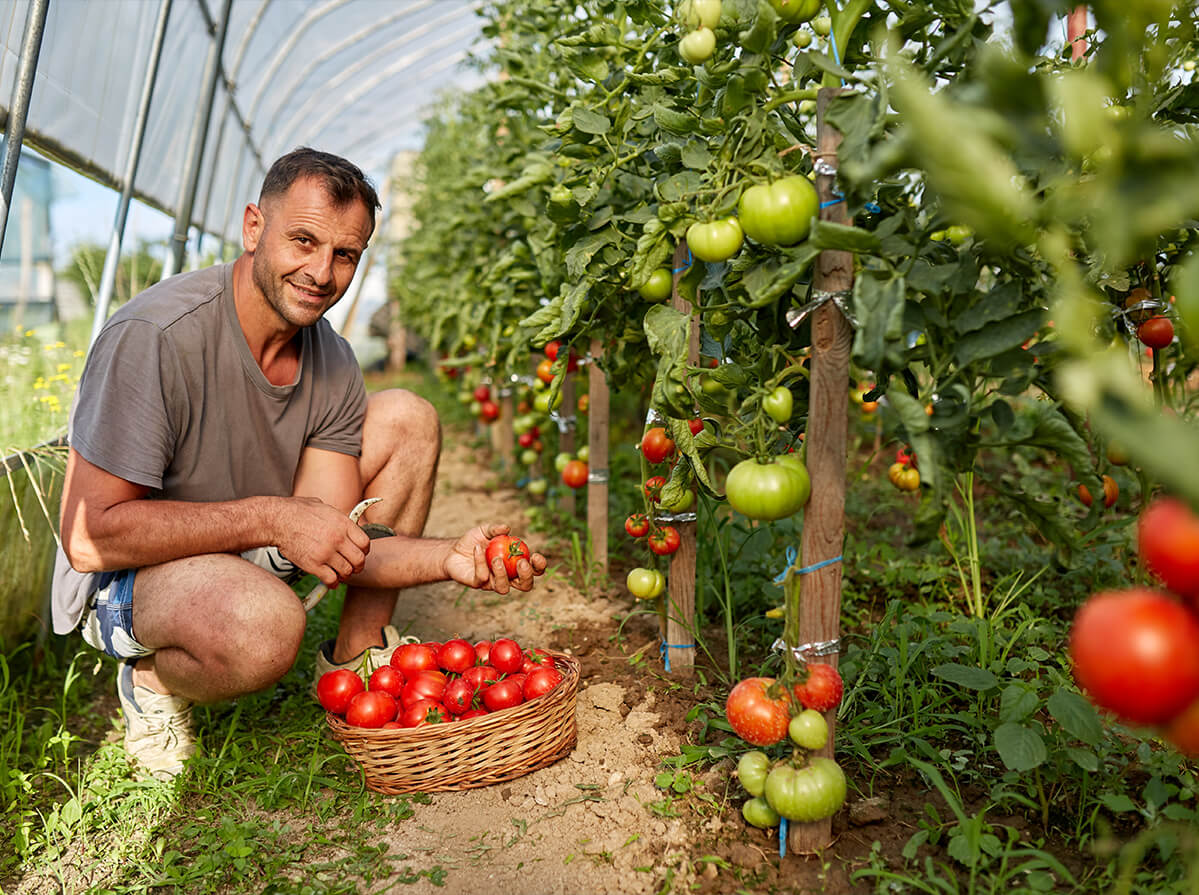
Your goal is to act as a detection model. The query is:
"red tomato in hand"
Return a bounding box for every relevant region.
[316,669,364,715]
[792,663,844,712]
[391,643,438,678]
[368,665,405,700]
[1070,587,1199,725]
[625,513,650,538]
[647,526,681,556]
[490,638,524,674]
[524,665,564,700]
[438,638,477,674]
[726,677,792,746]
[641,427,676,464]
[1139,497,1199,606]
[483,678,525,711]
[345,690,398,728]
[401,670,447,709]
[485,535,532,578]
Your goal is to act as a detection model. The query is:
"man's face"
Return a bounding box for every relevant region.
[245,176,373,329]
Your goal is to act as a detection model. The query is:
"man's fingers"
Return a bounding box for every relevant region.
[473,543,490,586]
[490,556,511,594]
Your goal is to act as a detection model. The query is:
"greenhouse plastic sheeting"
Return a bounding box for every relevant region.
[0,0,487,239]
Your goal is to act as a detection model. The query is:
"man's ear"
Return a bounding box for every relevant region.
[242,203,265,253]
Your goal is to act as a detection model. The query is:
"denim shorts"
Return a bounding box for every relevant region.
[78,546,302,660]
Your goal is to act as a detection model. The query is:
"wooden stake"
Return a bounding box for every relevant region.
[790,87,854,855]
[587,338,610,575]
[497,389,515,471]
[666,241,700,676]
[560,375,577,515]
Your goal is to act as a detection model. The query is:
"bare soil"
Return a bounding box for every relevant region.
[368,435,913,895]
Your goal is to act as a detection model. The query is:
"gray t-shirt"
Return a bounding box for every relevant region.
[51,262,366,633]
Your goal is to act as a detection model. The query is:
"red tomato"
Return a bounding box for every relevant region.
[474,640,492,666]
[518,431,535,448]
[1070,587,1199,725]
[726,677,792,746]
[443,677,477,715]
[458,708,489,720]
[391,643,438,678]
[1139,497,1199,605]
[438,638,477,674]
[521,648,553,673]
[485,535,532,578]
[463,665,499,690]
[545,341,579,371]
[316,669,364,715]
[536,357,555,384]
[1077,475,1118,510]
[792,663,844,712]
[643,475,667,502]
[401,670,447,709]
[345,690,398,728]
[480,400,500,422]
[473,384,491,402]
[1137,316,1174,349]
[641,427,676,464]
[562,460,588,489]
[483,678,525,711]
[524,666,564,700]
[648,526,681,556]
[688,418,705,436]
[491,638,524,674]
[400,698,449,728]
[368,665,405,700]
[381,721,404,729]
[625,513,650,538]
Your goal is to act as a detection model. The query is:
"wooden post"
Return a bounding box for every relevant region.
[665,241,700,676]
[1067,6,1088,60]
[587,338,610,575]
[497,387,515,471]
[790,88,854,855]
[560,375,577,515]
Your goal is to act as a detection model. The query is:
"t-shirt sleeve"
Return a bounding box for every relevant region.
[305,338,366,457]
[69,319,184,490]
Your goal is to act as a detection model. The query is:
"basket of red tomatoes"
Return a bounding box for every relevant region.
[320,636,579,793]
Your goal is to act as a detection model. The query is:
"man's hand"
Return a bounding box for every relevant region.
[271,496,372,588]
[444,523,547,594]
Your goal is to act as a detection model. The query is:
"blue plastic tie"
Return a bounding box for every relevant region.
[865,201,881,213]
[779,817,788,857]
[819,196,846,209]
[672,247,693,274]
[829,23,846,87]
[798,554,843,575]
[660,640,695,673]
[772,545,799,583]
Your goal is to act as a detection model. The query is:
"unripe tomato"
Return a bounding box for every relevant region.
[678,27,716,64]
[527,478,548,496]
[626,567,665,600]
[638,268,674,302]
[811,14,831,36]
[768,0,821,23]
[679,0,721,28]
[762,386,793,423]
[788,709,829,750]
[738,176,819,246]
[725,457,811,521]
[1069,587,1199,725]
[554,451,574,473]
[742,796,781,829]
[736,750,771,796]
[533,390,562,413]
[792,29,813,48]
[686,217,744,262]
[764,758,847,822]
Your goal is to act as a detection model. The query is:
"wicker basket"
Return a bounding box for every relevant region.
[326,651,580,793]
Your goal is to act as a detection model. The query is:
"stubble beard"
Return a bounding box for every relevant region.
[252,251,327,329]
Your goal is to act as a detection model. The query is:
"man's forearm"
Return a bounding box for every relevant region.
[344,534,456,590]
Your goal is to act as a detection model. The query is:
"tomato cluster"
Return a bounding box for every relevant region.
[318,636,564,729]
[887,446,920,493]
[724,665,848,828]
[1070,497,1199,754]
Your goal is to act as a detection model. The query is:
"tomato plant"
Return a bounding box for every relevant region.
[726,677,792,747]
[742,796,781,829]
[637,268,673,302]
[762,386,793,424]
[678,27,716,65]
[788,709,829,750]
[686,217,743,262]
[736,751,770,797]
[485,535,531,578]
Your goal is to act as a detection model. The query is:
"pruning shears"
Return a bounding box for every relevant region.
[301,497,383,611]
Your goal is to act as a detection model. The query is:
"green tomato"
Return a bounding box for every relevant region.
[575,444,590,463]
[534,390,562,413]
[679,0,722,29]
[501,324,515,337]
[520,449,539,466]
[946,224,972,245]
[686,217,743,262]
[458,390,474,405]
[763,386,793,424]
[724,457,811,521]
[638,268,674,302]
[549,184,573,206]
[660,487,694,513]
[527,478,548,496]
[742,796,781,829]
[554,451,574,473]
[811,14,831,36]
[679,27,716,64]
[792,29,813,48]
[736,750,771,797]
[788,709,829,750]
[763,757,846,822]
[738,176,819,247]
[626,567,665,600]
[769,0,821,23]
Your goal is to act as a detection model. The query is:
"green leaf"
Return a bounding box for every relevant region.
[681,141,713,170]
[953,310,1044,366]
[654,104,698,135]
[1066,747,1099,773]
[572,106,611,135]
[808,52,856,85]
[668,417,715,492]
[852,273,907,371]
[565,227,617,281]
[483,160,553,203]
[998,684,1038,723]
[741,249,817,308]
[809,219,880,254]
[994,722,1047,772]
[1047,687,1105,747]
[931,663,997,691]
[1099,793,1137,813]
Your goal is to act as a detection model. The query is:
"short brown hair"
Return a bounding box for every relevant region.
[259,148,380,221]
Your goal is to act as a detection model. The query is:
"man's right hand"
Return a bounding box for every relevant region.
[270,496,372,588]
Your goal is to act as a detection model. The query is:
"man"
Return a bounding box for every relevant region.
[52,148,545,779]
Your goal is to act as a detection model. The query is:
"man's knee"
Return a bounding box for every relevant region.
[205,574,307,693]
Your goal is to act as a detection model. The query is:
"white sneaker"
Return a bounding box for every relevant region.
[310,624,416,700]
[116,660,196,780]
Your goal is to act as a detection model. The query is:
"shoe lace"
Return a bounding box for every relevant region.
[140,707,193,747]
